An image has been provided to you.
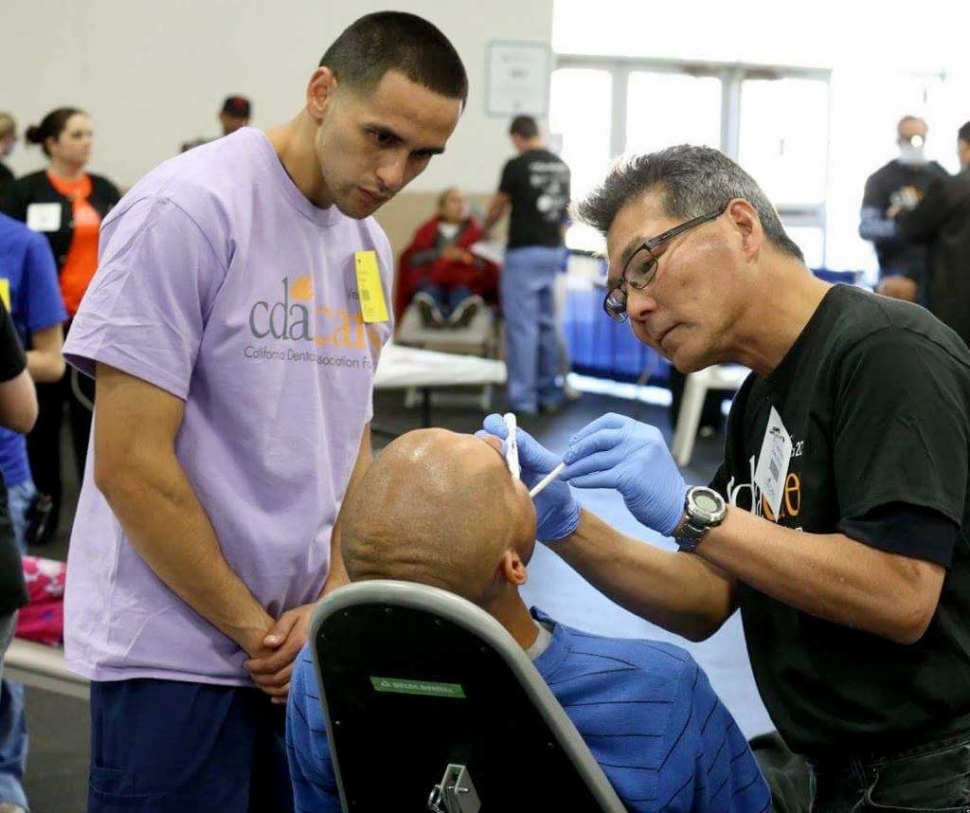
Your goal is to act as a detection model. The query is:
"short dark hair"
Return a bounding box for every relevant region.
[509,115,539,139]
[221,95,251,119]
[319,12,467,107]
[577,145,804,262]
[25,107,85,158]
[959,121,970,145]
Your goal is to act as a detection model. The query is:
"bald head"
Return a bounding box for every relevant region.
[340,429,536,604]
[898,116,928,143]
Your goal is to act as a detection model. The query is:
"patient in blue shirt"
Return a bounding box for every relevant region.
[286,428,770,812]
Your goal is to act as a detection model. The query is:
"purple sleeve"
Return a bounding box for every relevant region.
[63,197,226,399]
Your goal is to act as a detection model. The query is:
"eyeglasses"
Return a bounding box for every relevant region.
[603,205,727,323]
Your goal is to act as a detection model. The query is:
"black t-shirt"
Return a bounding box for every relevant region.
[897,168,970,346]
[861,159,948,279]
[711,284,970,757]
[0,299,27,617]
[0,162,13,201]
[499,149,570,250]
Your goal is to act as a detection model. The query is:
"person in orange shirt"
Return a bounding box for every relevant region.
[0,107,120,547]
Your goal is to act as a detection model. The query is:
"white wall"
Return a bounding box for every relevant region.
[3,0,553,192]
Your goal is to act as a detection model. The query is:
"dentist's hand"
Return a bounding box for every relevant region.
[562,413,686,535]
[480,414,580,542]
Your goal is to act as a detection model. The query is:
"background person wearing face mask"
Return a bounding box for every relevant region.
[859,115,948,302]
[486,145,970,810]
[0,107,121,546]
[894,120,970,345]
[0,114,16,199]
[59,13,466,812]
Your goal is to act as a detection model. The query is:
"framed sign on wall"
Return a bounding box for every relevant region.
[485,40,551,118]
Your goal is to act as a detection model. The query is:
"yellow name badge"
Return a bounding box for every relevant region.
[354,251,389,324]
[0,280,10,312]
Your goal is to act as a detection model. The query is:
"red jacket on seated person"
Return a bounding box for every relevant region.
[395,192,499,322]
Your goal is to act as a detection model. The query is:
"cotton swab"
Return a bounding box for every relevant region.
[529,462,566,497]
[503,413,520,480]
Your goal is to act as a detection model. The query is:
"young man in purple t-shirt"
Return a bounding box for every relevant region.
[62,13,466,813]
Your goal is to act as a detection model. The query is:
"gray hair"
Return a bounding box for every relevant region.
[576,145,804,262]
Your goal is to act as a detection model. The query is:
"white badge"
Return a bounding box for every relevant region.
[754,406,793,521]
[26,203,62,233]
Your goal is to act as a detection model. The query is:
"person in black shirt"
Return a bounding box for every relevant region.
[485,115,570,414]
[859,115,948,301]
[894,120,970,346]
[483,145,970,810]
[0,298,37,813]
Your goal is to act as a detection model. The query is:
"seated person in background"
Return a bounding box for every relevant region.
[286,428,770,813]
[395,188,498,329]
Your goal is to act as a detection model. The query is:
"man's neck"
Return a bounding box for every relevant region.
[518,138,545,154]
[485,594,539,650]
[730,259,832,377]
[265,113,333,209]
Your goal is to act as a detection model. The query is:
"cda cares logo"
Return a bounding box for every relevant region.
[248,275,378,349]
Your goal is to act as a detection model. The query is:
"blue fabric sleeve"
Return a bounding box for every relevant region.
[23,231,67,334]
[657,661,771,813]
[859,205,899,242]
[285,646,342,813]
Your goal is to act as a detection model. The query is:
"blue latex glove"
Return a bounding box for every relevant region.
[480,414,581,542]
[562,413,687,536]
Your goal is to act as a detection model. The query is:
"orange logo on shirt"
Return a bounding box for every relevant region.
[760,472,802,522]
[248,276,367,348]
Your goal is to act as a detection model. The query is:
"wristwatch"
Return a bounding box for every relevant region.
[673,486,727,552]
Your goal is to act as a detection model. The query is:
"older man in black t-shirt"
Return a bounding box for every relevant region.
[485,115,570,415]
[482,145,970,811]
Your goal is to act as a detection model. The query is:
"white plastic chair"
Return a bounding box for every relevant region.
[670,364,750,467]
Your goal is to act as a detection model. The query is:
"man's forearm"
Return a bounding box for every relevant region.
[484,195,508,232]
[101,455,274,655]
[695,508,941,643]
[859,206,898,242]
[551,509,736,641]
[26,349,65,383]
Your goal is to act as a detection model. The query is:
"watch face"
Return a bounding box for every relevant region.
[695,492,720,513]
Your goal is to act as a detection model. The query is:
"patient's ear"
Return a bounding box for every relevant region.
[498,550,528,588]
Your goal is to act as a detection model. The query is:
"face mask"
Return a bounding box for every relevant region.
[899,142,927,166]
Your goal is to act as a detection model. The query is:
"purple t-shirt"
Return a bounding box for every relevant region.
[62,129,393,685]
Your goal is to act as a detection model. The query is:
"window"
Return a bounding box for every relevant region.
[550,68,613,252]
[626,71,722,155]
[552,0,969,275]
[549,60,831,257]
[738,76,829,207]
